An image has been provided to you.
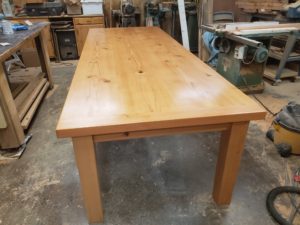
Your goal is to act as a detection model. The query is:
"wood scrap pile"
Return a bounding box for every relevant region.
[236,0,288,13]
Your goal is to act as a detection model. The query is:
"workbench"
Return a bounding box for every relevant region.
[9,15,105,58]
[56,27,266,223]
[0,22,53,149]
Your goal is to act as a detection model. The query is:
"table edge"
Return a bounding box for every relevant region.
[56,111,266,139]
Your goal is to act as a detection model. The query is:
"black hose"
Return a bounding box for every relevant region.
[266,186,300,225]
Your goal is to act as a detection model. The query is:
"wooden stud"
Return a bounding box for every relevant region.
[72,136,104,223]
[213,121,249,204]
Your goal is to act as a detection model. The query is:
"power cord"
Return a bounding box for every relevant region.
[242,49,258,65]
[241,76,277,116]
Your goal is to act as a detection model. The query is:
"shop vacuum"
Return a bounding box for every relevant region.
[267,102,300,157]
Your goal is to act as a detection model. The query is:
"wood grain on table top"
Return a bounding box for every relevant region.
[56,27,266,138]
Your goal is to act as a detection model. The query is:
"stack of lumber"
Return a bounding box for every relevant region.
[236,0,288,13]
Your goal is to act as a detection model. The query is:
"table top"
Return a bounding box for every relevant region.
[0,22,48,61]
[56,27,265,138]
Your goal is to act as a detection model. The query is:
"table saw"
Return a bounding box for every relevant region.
[202,22,300,93]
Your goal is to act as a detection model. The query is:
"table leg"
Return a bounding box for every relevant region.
[212,121,249,205]
[35,30,54,88]
[0,64,25,149]
[72,136,104,223]
[275,34,297,81]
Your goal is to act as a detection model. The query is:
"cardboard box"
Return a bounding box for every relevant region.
[67,4,82,15]
[20,48,40,68]
[81,0,103,15]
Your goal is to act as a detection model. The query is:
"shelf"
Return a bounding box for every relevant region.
[10,69,47,121]
[21,81,49,129]
[264,65,297,81]
[18,77,47,120]
[269,46,300,62]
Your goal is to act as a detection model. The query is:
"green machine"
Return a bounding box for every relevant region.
[215,37,269,93]
[202,22,300,93]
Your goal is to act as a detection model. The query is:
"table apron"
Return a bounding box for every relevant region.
[93,123,232,143]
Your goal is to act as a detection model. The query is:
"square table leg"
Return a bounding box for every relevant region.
[212,121,249,205]
[35,30,54,88]
[72,136,104,223]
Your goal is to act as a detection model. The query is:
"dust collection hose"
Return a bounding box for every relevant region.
[266,186,300,225]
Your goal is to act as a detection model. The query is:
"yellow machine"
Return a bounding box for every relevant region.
[267,102,300,157]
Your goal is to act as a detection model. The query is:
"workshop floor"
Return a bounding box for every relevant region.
[0,62,299,225]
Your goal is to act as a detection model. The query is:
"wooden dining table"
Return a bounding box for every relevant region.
[56,27,266,223]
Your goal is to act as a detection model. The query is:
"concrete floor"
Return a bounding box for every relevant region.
[0,62,300,225]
